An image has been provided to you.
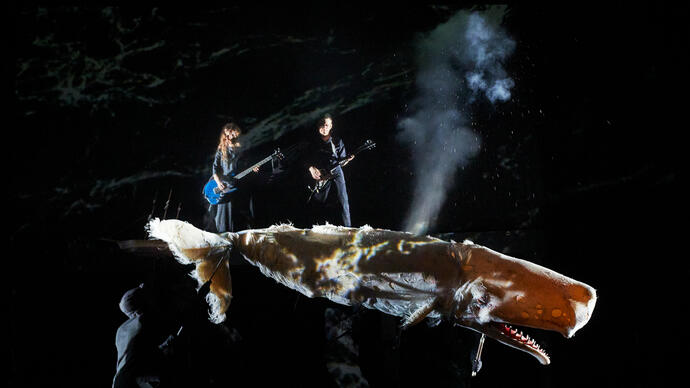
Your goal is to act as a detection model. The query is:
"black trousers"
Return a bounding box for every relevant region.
[311,169,351,227]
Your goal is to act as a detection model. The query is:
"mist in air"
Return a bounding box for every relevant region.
[397,7,516,235]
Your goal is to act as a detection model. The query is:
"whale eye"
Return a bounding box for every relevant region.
[469,295,490,314]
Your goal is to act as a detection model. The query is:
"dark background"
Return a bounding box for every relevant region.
[10,3,684,387]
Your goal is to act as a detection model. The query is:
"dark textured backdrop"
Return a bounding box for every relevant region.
[10,3,684,387]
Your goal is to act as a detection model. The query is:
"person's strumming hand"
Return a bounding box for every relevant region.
[309,166,321,180]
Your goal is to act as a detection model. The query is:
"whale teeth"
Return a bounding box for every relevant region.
[498,323,548,357]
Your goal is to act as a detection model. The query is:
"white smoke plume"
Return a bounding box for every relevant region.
[398,7,515,235]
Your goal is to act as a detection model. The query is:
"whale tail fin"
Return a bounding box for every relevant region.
[146,218,236,323]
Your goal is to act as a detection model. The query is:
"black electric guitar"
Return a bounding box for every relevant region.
[307,139,376,203]
[203,148,283,205]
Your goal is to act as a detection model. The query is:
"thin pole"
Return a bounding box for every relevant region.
[162,189,173,219]
[148,190,158,221]
[472,334,486,377]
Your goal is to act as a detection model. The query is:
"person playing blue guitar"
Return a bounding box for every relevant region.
[210,122,259,233]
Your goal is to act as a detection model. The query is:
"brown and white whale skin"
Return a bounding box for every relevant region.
[147,219,597,365]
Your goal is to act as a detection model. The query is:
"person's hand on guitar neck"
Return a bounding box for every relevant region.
[341,154,355,167]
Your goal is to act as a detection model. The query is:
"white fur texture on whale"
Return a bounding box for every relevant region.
[147,218,235,323]
[146,218,232,264]
[146,219,597,364]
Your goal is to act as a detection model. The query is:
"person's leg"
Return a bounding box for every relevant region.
[215,201,233,233]
[310,181,333,226]
[333,174,351,227]
[235,192,254,230]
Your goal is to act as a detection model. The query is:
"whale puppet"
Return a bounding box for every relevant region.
[146,218,596,365]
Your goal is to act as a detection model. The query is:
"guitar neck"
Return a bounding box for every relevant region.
[234,155,273,180]
[334,144,371,169]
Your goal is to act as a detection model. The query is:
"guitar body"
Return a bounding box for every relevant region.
[307,173,334,202]
[307,139,376,203]
[314,170,336,190]
[203,178,237,205]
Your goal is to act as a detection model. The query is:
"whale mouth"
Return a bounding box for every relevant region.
[485,322,551,365]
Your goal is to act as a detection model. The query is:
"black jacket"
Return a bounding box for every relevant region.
[307,136,347,172]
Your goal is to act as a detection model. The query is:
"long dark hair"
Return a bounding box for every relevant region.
[217,122,242,163]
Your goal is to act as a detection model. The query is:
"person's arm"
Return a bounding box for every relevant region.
[213,174,225,190]
[309,166,321,180]
[234,150,261,174]
[338,138,355,166]
[212,150,226,190]
[304,140,321,180]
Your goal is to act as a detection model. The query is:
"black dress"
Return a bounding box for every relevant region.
[211,146,253,233]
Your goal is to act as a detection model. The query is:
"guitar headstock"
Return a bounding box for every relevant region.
[351,140,376,155]
[273,148,285,160]
[358,139,376,152]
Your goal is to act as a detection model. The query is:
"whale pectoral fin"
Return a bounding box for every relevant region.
[400,297,439,330]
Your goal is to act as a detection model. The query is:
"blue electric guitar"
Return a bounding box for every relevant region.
[203,148,283,205]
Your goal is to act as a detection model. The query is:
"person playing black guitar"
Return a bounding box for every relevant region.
[306,114,354,227]
[211,122,258,233]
